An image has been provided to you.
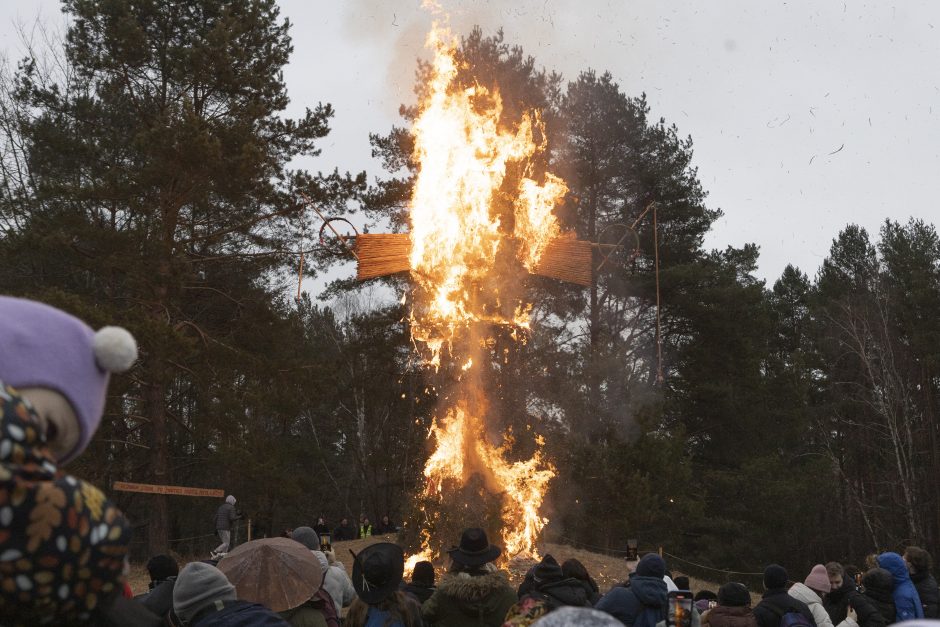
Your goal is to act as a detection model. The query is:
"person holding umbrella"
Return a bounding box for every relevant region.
[346,542,422,627]
[217,537,338,626]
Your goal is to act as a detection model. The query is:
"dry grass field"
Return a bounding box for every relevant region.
[127,534,724,597]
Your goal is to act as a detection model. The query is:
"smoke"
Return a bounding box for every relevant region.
[339,0,611,106]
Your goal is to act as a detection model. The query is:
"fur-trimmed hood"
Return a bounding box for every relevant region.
[431,570,517,620]
[438,571,512,602]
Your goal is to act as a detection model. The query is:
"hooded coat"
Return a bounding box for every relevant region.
[823,579,884,627]
[421,571,516,627]
[753,588,815,627]
[877,552,924,622]
[594,573,668,627]
[788,582,834,627]
[910,570,940,619]
[861,569,895,626]
[518,555,591,610]
[0,384,133,626]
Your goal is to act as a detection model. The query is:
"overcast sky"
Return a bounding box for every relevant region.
[3,1,939,292]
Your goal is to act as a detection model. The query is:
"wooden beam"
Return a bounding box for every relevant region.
[112,481,224,498]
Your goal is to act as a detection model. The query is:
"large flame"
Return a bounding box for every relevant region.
[405,22,563,569]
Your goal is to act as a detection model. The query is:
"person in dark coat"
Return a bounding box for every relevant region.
[563,558,602,605]
[313,517,331,537]
[517,554,591,609]
[421,528,516,627]
[401,560,437,604]
[333,517,357,541]
[595,553,669,627]
[173,561,290,626]
[702,582,757,627]
[861,568,896,625]
[877,551,924,622]
[904,546,940,618]
[135,554,179,618]
[211,495,241,558]
[823,562,884,627]
[753,565,815,627]
[376,515,398,535]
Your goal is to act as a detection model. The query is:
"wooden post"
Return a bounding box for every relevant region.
[659,546,663,557]
[247,518,252,542]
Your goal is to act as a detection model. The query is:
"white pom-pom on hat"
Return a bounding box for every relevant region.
[93,326,138,373]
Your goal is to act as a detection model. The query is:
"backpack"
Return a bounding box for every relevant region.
[311,587,340,627]
[766,601,814,627]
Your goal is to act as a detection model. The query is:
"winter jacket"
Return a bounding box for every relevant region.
[333,523,357,541]
[911,570,940,618]
[532,577,592,609]
[702,605,758,627]
[137,576,176,618]
[402,581,436,604]
[788,582,834,627]
[215,502,240,531]
[861,569,895,626]
[191,600,291,626]
[376,520,398,535]
[421,571,517,627]
[594,573,668,627]
[324,563,356,610]
[753,588,815,627]
[823,579,884,627]
[877,552,924,622]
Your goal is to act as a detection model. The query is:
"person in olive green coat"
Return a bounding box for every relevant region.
[422,528,516,627]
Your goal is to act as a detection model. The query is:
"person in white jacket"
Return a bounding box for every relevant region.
[324,550,356,610]
[290,526,355,612]
[789,564,858,627]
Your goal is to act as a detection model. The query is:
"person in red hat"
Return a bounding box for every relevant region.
[421,528,516,627]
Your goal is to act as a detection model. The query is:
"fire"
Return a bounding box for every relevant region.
[405,21,562,566]
[409,25,565,368]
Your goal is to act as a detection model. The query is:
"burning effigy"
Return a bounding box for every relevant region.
[351,22,592,570]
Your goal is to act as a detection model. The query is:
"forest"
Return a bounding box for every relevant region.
[0,0,937,579]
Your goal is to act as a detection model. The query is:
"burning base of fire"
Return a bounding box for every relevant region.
[403,403,555,572]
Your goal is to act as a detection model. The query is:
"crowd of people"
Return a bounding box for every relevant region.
[118,520,940,627]
[3,291,940,627]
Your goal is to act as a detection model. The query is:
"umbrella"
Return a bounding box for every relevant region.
[218,537,324,612]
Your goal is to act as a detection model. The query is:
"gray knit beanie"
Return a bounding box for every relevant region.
[534,607,624,626]
[173,562,237,623]
[291,526,320,551]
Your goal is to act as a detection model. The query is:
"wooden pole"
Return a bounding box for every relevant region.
[247,518,252,542]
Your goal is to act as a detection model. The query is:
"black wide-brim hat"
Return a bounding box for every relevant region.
[351,542,405,605]
[447,527,502,567]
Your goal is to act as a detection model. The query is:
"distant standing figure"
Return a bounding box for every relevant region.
[360,517,374,539]
[212,494,241,558]
[314,517,331,537]
[376,515,397,535]
[334,517,357,541]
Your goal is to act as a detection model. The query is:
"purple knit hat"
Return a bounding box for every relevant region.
[0,296,137,463]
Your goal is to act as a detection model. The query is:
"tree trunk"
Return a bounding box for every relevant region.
[146,369,170,554]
